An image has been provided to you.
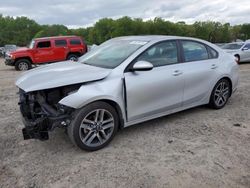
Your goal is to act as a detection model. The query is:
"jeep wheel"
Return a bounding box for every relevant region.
[15,59,31,71]
[68,102,119,151]
[67,54,79,62]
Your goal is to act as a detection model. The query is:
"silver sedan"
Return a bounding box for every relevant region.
[222,40,250,63]
[16,36,239,151]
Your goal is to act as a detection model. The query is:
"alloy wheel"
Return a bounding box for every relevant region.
[214,81,230,107]
[79,109,115,147]
[18,62,29,71]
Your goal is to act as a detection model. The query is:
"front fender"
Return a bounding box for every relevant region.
[59,77,126,117]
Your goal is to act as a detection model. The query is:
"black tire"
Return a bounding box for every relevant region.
[15,59,32,71]
[67,101,119,151]
[67,54,79,61]
[235,54,240,63]
[209,79,231,109]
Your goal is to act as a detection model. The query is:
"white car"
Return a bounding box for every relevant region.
[16,36,239,151]
[222,40,250,63]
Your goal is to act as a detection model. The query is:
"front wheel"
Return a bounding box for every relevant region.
[15,59,32,71]
[209,79,231,109]
[67,102,119,151]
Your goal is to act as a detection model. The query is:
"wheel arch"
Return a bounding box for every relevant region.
[15,56,33,64]
[234,54,240,63]
[95,99,125,129]
[67,52,81,58]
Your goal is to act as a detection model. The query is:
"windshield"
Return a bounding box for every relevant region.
[29,40,35,49]
[79,39,148,69]
[221,43,243,50]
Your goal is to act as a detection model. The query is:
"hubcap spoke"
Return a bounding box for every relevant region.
[94,110,100,122]
[102,123,113,130]
[82,131,94,143]
[96,132,103,144]
[100,130,108,140]
[82,119,95,125]
[86,133,97,145]
[80,123,92,131]
[102,118,113,125]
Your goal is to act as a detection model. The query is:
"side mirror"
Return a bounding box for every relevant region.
[131,61,153,71]
[242,47,249,51]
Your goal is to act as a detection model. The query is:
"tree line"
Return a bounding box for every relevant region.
[0,15,250,46]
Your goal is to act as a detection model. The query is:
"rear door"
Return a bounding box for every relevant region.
[53,39,69,61]
[33,41,53,63]
[124,40,184,122]
[180,40,220,107]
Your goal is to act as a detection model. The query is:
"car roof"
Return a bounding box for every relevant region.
[34,36,80,41]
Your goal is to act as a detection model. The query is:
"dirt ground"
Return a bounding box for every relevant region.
[0,58,249,188]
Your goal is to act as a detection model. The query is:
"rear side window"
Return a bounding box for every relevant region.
[70,39,81,45]
[207,46,218,59]
[55,39,67,46]
[181,41,209,62]
[37,41,51,48]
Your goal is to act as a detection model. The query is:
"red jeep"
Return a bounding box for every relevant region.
[5,36,87,71]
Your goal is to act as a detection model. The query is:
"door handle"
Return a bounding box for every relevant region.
[211,64,218,69]
[172,70,183,76]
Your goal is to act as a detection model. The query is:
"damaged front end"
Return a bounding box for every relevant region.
[18,84,81,141]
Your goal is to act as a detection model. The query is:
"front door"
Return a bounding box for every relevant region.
[124,40,184,122]
[33,41,53,63]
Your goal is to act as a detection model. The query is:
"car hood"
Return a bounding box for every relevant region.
[16,61,111,92]
[11,47,28,53]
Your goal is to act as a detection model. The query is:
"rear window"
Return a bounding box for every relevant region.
[207,46,218,59]
[37,41,51,48]
[55,39,67,46]
[181,41,209,62]
[70,39,81,45]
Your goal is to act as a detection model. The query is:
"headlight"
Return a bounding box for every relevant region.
[7,53,15,59]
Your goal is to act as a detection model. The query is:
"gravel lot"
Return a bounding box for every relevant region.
[0,58,250,188]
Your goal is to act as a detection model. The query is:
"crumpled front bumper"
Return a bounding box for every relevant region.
[19,90,73,141]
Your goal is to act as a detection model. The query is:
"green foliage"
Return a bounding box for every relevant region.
[0,14,249,46]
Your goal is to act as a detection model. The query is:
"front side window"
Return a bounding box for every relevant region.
[55,39,67,46]
[136,41,178,67]
[37,41,51,48]
[243,43,250,49]
[29,40,35,49]
[181,41,208,62]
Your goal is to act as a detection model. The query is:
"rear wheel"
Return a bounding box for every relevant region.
[15,59,32,71]
[67,102,119,151]
[67,54,79,62]
[234,54,240,63]
[209,79,231,109]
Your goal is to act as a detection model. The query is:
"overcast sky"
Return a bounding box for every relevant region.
[0,0,249,28]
